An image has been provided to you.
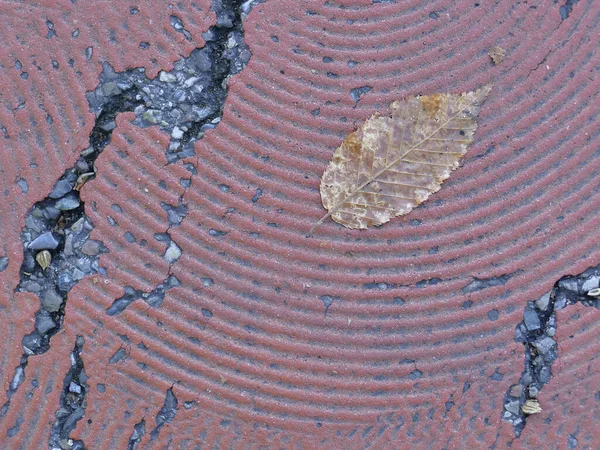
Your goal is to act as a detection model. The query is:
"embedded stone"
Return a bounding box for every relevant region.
[533,336,556,355]
[582,276,600,292]
[55,193,80,210]
[49,179,74,199]
[35,310,56,334]
[41,289,63,312]
[523,304,541,331]
[505,399,520,415]
[28,232,60,250]
[101,81,121,96]
[535,291,551,311]
[164,241,181,264]
[81,239,102,256]
[159,71,177,83]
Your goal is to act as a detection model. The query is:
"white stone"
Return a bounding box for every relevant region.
[582,276,600,292]
[171,126,184,139]
[227,35,237,49]
[164,241,181,264]
[535,291,551,311]
[184,77,199,87]
[159,71,177,83]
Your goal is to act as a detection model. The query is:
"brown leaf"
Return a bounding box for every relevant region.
[311,86,492,232]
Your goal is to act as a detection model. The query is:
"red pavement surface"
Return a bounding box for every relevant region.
[1,0,599,448]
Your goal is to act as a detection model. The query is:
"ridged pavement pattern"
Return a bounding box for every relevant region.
[1,0,599,448]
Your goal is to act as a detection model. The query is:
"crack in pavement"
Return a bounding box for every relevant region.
[126,418,146,450]
[461,270,522,294]
[106,275,181,316]
[2,0,264,423]
[149,387,178,442]
[49,336,88,450]
[502,263,600,437]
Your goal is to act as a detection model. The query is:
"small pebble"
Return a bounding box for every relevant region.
[81,239,101,256]
[535,291,551,311]
[164,240,182,264]
[28,232,60,250]
[40,289,63,312]
[55,193,80,210]
[49,179,75,199]
[17,178,29,193]
[523,303,541,331]
[124,232,136,243]
[350,85,372,102]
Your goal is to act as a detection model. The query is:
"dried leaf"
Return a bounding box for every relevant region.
[36,250,52,270]
[311,86,492,232]
[521,399,542,415]
[587,287,600,297]
[489,46,506,65]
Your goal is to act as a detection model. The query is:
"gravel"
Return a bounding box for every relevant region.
[350,85,372,103]
[161,200,188,226]
[502,263,600,437]
[462,272,518,294]
[8,0,261,415]
[86,0,253,164]
[109,348,127,364]
[49,336,87,450]
[127,418,146,449]
[533,336,556,355]
[558,277,579,292]
[81,239,102,256]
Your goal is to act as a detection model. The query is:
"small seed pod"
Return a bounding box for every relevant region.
[587,287,600,297]
[36,250,52,270]
[74,172,95,191]
[521,399,542,415]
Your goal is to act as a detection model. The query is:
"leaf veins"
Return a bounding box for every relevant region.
[311,85,492,233]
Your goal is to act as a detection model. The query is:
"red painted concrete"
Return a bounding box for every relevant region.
[0,0,598,448]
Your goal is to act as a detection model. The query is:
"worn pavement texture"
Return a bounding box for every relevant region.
[0,0,598,448]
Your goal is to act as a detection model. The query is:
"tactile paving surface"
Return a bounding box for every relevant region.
[1,0,598,448]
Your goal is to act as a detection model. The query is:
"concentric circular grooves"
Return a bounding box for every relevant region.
[0,0,598,445]
[78,0,600,425]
